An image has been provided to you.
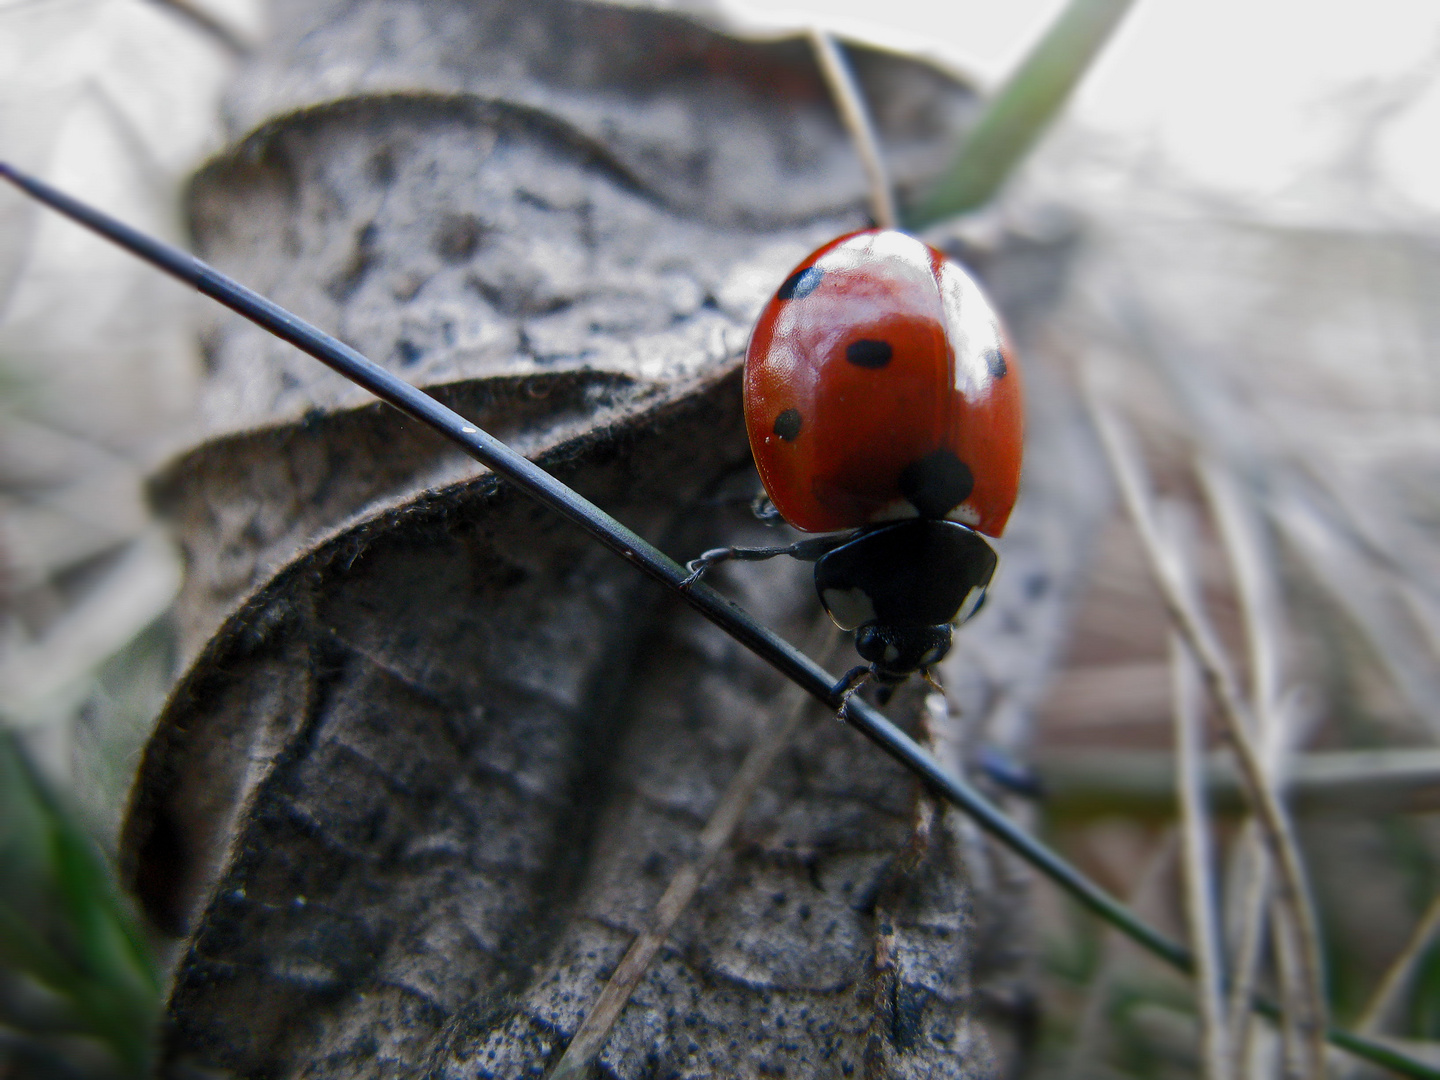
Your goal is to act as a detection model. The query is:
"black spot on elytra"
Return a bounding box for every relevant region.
[899,448,974,518]
[773,408,802,441]
[986,349,1008,378]
[846,339,892,368]
[776,266,822,300]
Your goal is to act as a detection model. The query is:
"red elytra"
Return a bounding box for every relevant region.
[744,229,1022,537]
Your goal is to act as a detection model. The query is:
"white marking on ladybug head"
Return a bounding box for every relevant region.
[884,644,901,663]
[955,585,986,624]
[945,501,982,527]
[870,496,921,524]
[820,587,877,631]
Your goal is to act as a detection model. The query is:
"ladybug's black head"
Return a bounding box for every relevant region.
[813,518,996,689]
[854,622,953,682]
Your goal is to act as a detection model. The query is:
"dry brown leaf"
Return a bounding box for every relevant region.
[116,2,1100,1074]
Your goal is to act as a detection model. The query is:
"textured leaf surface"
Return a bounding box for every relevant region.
[136,374,1027,1078]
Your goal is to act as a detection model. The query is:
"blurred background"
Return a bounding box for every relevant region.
[3,0,1440,1076]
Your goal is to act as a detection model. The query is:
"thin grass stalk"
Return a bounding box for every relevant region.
[1204,463,1336,1080]
[1273,492,1440,739]
[808,29,898,230]
[1038,745,1440,819]
[1355,890,1440,1041]
[1065,832,1181,1078]
[549,623,839,1079]
[1198,462,1286,740]
[1225,831,1271,1080]
[1270,896,1314,1080]
[1199,461,1294,1077]
[1086,383,1328,1079]
[1172,633,1232,1080]
[1105,274,1440,734]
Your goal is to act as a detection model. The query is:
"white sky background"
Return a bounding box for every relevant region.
[5,0,1439,220]
[728,0,1440,223]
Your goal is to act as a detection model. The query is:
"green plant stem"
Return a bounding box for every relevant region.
[0,734,159,1077]
[907,0,1136,227]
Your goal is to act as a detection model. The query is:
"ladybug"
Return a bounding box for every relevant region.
[689,229,1023,698]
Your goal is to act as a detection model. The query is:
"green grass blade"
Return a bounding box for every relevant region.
[906,0,1137,227]
[0,734,160,1077]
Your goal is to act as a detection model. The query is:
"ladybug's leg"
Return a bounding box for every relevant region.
[832,664,873,718]
[680,544,792,588]
[681,534,849,589]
